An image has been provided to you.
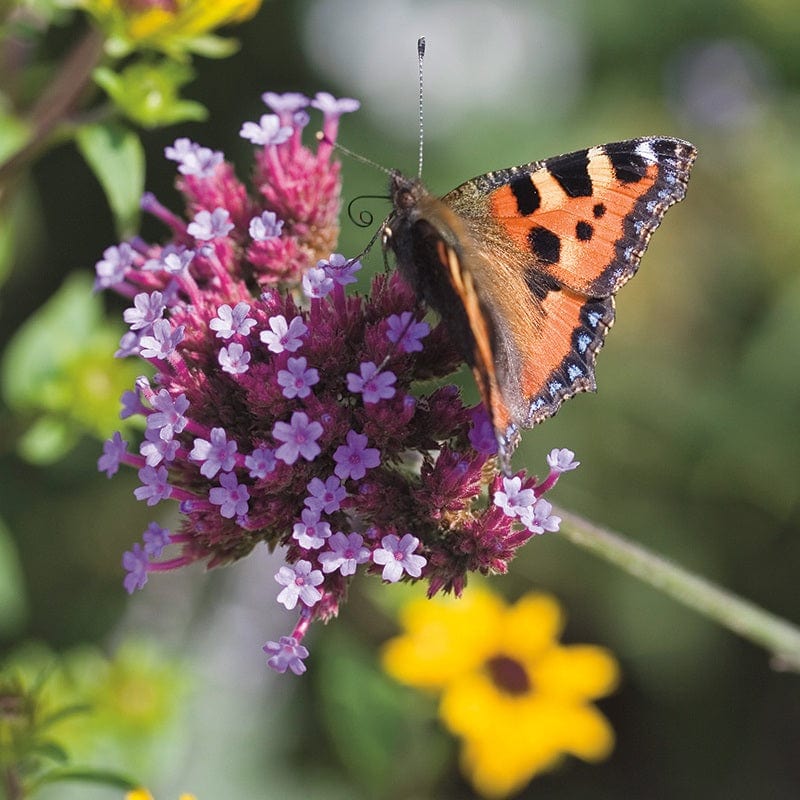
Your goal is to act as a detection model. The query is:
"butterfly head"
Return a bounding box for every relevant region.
[383,170,425,248]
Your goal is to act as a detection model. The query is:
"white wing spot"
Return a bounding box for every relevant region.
[635,140,657,162]
[587,311,602,328]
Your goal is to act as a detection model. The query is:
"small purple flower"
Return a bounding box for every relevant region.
[95,243,134,289]
[249,211,284,241]
[304,476,347,514]
[302,265,334,299]
[263,636,309,675]
[98,431,128,477]
[347,362,396,404]
[292,508,332,550]
[262,92,310,115]
[162,248,195,274]
[165,138,223,177]
[139,427,179,466]
[120,388,145,419]
[190,427,238,478]
[372,533,427,582]
[142,522,171,557]
[240,114,293,146]
[134,465,172,506]
[311,92,361,119]
[319,532,370,576]
[123,291,165,332]
[146,389,189,441]
[546,448,580,473]
[521,498,562,535]
[275,560,324,610]
[210,302,257,339]
[494,476,535,518]
[320,253,361,286]
[277,356,319,399]
[468,406,498,455]
[163,137,194,162]
[293,109,310,129]
[208,471,250,519]
[219,342,251,375]
[245,446,276,479]
[386,312,430,353]
[260,315,307,353]
[187,208,235,241]
[333,430,380,481]
[139,319,185,360]
[273,412,323,465]
[122,543,149,593]
[115,330,140,359]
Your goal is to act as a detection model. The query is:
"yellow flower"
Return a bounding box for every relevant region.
[126,791,154,800]
[79,0,262,58]
[382,587,620,798]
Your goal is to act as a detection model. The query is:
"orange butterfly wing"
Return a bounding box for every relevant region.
[440,137,696,462]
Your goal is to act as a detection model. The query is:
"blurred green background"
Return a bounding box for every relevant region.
[2,0,800,797]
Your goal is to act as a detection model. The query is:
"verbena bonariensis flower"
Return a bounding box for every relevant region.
[96,91,580,675]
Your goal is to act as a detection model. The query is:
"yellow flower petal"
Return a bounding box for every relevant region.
[125,791,154,800]
[381,588,506,688]
[439,672,515,738]
[455,696,565,798]
[548,702,616,761]
[531,644,620,700]
[499,592,564,661]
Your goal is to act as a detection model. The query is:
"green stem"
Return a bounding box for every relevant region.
[0,26,105,186]
[555,506,800,673]
[2,766,24,800]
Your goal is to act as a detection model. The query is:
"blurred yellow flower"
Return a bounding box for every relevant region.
[79,0,262,58]
[382,587,620,798]
[125,791,197,800]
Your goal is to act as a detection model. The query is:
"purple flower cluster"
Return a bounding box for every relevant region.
[97,91,579,675]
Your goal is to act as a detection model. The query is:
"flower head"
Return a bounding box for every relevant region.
[96,88,579,676]
[81,0,262,58]
[382,588,619,798]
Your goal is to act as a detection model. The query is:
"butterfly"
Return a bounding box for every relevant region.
[383,137,697,474]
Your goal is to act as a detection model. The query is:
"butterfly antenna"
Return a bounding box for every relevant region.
[417,36,426,178]
[316,132,392,175]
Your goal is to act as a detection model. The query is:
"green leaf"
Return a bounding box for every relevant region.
[182,33,240,59]
[316,630,449,797]
[17,415,79,464]
[30,765,140,791]
[29,739,70,764]
[0,516,28,636]
[75,120,144,237]
[93,61,207,131]
[0,106,31,163]
[38,702,92,730]
[1,272,143,461]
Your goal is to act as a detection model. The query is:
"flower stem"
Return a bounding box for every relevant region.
[0,26,105,186]
[555,506,800,673]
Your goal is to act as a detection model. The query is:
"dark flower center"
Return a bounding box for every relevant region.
[486,655,531,695]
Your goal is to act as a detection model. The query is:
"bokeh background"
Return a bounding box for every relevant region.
[2,0,800,797]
